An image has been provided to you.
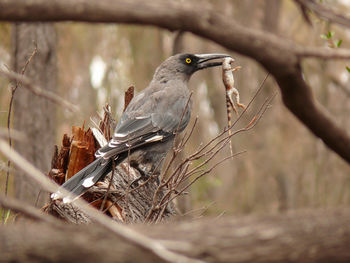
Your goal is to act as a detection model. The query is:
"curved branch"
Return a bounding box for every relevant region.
[0,0,349,162]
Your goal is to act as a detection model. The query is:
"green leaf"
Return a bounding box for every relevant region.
[327,31,335,38]
[320,34,328,40]
[4,209,11,224]
[346,66,350,73]
[336,39,343,47]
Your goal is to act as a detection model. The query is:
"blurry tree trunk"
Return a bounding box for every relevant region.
[12,23,57,205]
[263,0,281,33]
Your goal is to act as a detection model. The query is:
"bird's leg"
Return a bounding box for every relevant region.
[129,165,147,188]
[129,175,143,188]
[129,163,159,188]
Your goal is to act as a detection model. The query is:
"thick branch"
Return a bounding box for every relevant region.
[1,0,350,162]
[1,208,350,263]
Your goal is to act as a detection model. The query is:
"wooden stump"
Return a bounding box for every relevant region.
[45,100,176,224]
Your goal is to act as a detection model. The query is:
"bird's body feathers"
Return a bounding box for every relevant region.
[52,53,230,202]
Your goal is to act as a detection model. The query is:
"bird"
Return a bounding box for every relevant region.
[51,53,231,203]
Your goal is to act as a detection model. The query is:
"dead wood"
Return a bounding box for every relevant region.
[46,162,176,224]
[66,126,96,180]
[45,105,175,224]
[123,85,134,112]
[48,134,70,185]
[1,208,350,263]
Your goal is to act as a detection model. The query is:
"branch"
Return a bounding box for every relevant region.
[1,208,350,262]
[0,195,59,225]
[0,68,79,112]
[0,0,349,163]
[295,46,350,59]
[295,0,350,29]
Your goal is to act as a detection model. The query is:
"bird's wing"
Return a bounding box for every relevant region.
[96,89,191,160]
[95,115,173,160]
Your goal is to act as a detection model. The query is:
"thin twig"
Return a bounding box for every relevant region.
[0,194,59,225]
[3,44,37,223]
[151,81,274,217]
[0,68,79,112]
[101,161,115,212]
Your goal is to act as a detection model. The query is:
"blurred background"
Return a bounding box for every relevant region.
[0,0,349,217]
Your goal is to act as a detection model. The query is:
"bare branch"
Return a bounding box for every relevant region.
[0,68,79,112]
[295,0,350,29]
[296,46,350,59]
[0,195,59,225]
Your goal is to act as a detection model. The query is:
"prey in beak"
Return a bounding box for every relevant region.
[195,53,232,70]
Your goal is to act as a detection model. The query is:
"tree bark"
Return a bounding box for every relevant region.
[1,208,350,263]
[12,23,57,205]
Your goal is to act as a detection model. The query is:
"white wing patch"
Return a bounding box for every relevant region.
[145,135,163,143]
[114,132,128,138]
[82,177,95,188]
[135,116,149,120]
[108,140,121,147]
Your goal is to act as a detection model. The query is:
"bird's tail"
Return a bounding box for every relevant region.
[51,158,112,203]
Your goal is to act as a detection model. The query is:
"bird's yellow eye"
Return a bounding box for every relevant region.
[185,58,192,64]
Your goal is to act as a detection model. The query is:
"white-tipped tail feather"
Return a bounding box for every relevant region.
[50,158,112,203]
[50,191,62,200]
[82,177,95,188]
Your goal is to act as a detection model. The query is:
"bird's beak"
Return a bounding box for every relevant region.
[195,53,232,70]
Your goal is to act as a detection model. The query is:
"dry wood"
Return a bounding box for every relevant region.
[124,85,134,112]
[1,208,350,263]
[45,102,175,224]
[66,126,96,180]
[48,134,71,185]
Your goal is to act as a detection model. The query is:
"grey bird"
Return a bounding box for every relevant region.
[51,53,230,202]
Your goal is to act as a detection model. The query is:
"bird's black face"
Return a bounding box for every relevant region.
[178,53,231,75]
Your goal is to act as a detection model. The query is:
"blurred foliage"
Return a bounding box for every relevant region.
[0,0,350,217]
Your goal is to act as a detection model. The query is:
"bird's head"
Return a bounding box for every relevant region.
[153,53,232,82]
